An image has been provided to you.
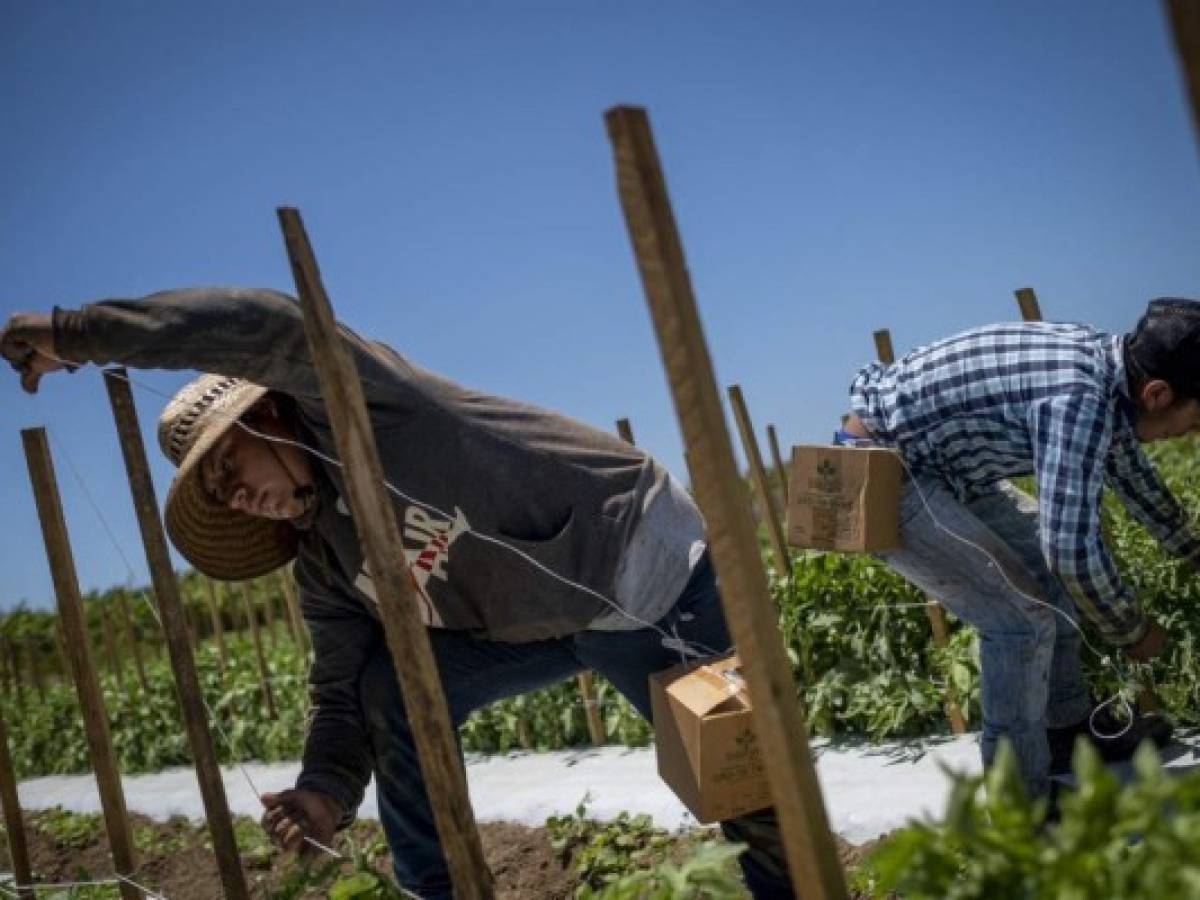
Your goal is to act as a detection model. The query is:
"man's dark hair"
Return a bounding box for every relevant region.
[1125,298,1200,401]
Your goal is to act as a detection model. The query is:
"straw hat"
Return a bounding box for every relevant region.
[159,374,300,580]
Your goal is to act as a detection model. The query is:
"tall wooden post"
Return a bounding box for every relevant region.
[0,636,13,701]
[276,569,310,658]
[1167,0,1200,141]
[204,578,229,677]
[115,590,151,698]
[278,207,493,898]
[53,618,69,684]
[871,329,894,364]
[26,636,46,701]
[1014,287,1042,322]
[766,424,789,507]
[728,385,790,577]
[606,105,848,899]
[240,583,277,720]
[0,703,34,898]
[97,603,125,691]
[873,328,966,735]
[273,575,298,643]
[258,578,279,649]
[103,371,250,900]
[22,428,140,900]
[615,417,635,444]
[2,638,23,711]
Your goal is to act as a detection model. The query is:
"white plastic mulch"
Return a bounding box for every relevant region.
[14,734,1200,845]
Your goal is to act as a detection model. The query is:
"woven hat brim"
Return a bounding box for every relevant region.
[163,384,300,581]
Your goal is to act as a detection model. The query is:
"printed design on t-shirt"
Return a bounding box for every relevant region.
[335,495,470,627]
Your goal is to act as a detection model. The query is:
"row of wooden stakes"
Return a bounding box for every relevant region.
[4,48,1199,894]
[0,575,305,707]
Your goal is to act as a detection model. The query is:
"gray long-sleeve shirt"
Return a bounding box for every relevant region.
[53,286,701,816]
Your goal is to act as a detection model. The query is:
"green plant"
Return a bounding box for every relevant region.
[866,739,1200,898]
[582,842,747,899]
[548,796,701,896]
[33,806,103,850]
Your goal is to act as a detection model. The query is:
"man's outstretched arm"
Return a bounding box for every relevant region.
[1,287,419,407]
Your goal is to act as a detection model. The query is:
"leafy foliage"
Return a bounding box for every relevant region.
[7,435,1200,771]
[865,740,1200,899]
[5,635,308,779]
[547,796,746,899]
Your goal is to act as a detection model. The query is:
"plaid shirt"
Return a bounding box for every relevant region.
[850,321,1200,646]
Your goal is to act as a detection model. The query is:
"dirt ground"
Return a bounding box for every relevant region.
[3,808,883,898]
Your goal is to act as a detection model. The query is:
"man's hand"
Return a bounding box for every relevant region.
[0,312,64,394]
[260,788,343,857]
[1125,618,1169,662]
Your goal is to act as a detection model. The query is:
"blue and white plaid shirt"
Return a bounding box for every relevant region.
[850,321,1200,646]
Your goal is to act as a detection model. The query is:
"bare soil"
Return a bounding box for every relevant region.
[2,808,882,898]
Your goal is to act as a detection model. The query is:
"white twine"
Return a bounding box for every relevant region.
[2,874,167,898]
[230,413,725,660]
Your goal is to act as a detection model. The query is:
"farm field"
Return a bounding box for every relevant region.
[4,436,1200,897]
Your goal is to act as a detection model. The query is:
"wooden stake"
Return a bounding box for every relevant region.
[576,670,605,746]
[204,578,228,677]
[1166,0,1200,146]
[115,590,151,698]
[515,715,533,750]
[0,635,12,700]
[766,424,789,507]
[1014,287,1042,322]
[0,702,34,898]
[606,105,848,899]
[187,602,202,646]
[615,417,635,444]
[53,617,69,684]
[276,569,310,658]
[240,583,277,720]
[258,577,279,649]
[871,328,895,364]
[274,574,299,643]
[22,427,140,900]
[874,328,966,735]
[26,636,46,701]
[102,371,250,900]
[2,637,22,711]
[97,602,125,692]
[728,385,790,577]
[277,206,493,898]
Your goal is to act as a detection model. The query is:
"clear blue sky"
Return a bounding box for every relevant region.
[3,1,1200,610]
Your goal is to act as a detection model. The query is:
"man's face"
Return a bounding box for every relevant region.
[1134,380,1200,442]
[200,421,315,520]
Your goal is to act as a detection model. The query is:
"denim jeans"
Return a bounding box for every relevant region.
[876,473,1092,797]
[357,554,794,899]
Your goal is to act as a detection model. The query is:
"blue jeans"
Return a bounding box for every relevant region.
[358,554,794,899]
[877,473,1092,797]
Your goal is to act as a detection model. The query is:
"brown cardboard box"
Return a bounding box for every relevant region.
[787,444,902,552]
[649,654,770,823]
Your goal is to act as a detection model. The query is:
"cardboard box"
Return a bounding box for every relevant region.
[649,654,770,823]
[787,444,901,552]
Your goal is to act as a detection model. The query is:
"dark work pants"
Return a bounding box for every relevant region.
[358,554,794,899]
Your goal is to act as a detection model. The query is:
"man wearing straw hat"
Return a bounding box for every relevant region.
[835,299,1200,803]
[1,287,792,899]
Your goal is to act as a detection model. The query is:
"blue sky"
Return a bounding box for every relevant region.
[3,1,1200,609]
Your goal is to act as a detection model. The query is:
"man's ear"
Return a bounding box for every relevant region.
[1140,378,1176,412]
